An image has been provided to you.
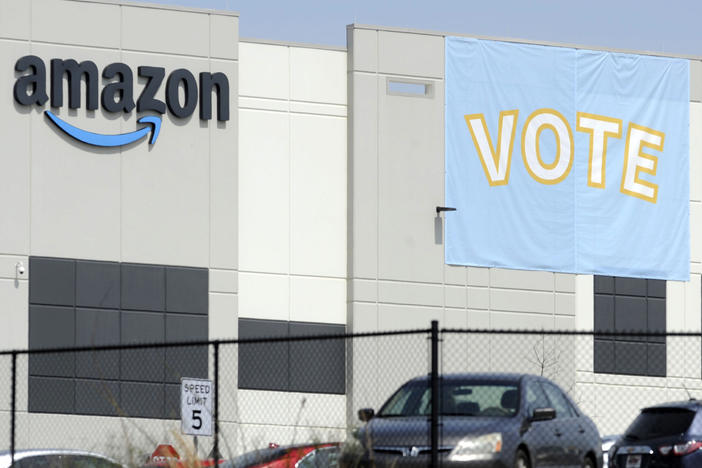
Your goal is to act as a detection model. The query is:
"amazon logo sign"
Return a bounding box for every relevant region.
[13,55,229,147]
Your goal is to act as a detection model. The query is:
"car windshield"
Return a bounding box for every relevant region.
[377,380,519,418]
[625,408,696,440]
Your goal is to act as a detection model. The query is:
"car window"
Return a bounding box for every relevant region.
[541,382,574,418]
[525,380,550,415]
[625,408,696,439]
[13,455,120,468]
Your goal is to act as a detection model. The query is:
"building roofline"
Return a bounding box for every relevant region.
[348,23,702,61]
[240,37,346,52]
[67,0,238,17]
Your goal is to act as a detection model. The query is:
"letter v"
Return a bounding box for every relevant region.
[464,110,519,186]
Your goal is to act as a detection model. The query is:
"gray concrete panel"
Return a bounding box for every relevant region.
[238,318,288,392]
[647,279,666,298]
[75,379,120,416]
[120,382,164,419]
[594,295,614,338]
[647,343,666,377]
[289,322,345,394]
[76,260,120,309]
[349,27,377,73]
[121,311,165,383]
[647,298,666,343]
[166,266,208,314]
[28,377,74,414]
[29,257,75,306]
[121,264,165,312]
[691,60,702,103]
[165,314,208,383]
[29,305,75,377]
[165,383,180,420]
[75,308,120,379]
[614,296,647,334]
[377,31,444,78]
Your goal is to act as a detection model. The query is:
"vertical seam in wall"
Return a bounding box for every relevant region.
[119,4,123,263]
[375,30,380,335]
[288,45,293,323]
[208,14,212,271]
[28,0,33,256]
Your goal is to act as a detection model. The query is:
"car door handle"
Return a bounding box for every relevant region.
[578,427,586,434]
[554,430,562,437]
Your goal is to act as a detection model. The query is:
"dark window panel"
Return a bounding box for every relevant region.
[29,305,75,378]
[647,343,666,377]
[594,340,615,374]
[76,260,120,309]
[647,299,666,344]
[594,295,614,339]
[238,319,289,392]
[165,314,208,383]
[75,308,120,379]
[166,267,208,314]
[29,377,74,413]
[121,311,165,383]
[594,276,614,295]
[29,257,75,306]
[121,264,166,311]
[165,384,181,420]
[75,379,120,416]
[614,341,648,376]
[120,382,164,419]
[647,279,666,299]
[615,277,647,297]
[289,322,346,394]
[614,296,647,340]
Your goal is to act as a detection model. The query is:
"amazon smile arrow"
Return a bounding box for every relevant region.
[45,110,162,147]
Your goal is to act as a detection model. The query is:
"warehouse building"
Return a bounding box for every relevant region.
[1,0,701,457]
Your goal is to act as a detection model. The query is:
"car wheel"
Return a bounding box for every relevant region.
[582,455,595,468]
[514,449,530,468]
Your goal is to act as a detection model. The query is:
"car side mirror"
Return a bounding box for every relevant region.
[530,407,556,422]
[358,408,375,422]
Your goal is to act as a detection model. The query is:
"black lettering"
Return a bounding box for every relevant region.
[51,58,99,110]
[101,63,135,113]
[14,55,49,106]
[166,69,197,118]
[199,72,229,121]
[137,66,166,114]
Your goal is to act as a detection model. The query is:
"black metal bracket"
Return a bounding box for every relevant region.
[435,206,456,214]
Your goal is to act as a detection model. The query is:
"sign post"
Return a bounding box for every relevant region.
[181,378,214,437]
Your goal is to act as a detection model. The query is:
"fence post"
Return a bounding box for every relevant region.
[11,351,17,464]
[213,341,220,465]
[430,320,439,468]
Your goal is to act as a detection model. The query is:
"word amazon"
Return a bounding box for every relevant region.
[465,109,664,203]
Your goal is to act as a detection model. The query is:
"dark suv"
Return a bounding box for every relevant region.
[609,400,702,468]
[342,373,601,467]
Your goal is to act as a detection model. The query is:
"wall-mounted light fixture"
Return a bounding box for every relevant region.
[435,206,456,214]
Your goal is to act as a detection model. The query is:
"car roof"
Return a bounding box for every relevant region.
[0,449,118,467]
[642,399,702,411]
[406,372,529,383]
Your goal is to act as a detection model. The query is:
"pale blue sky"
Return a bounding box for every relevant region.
[138,0,702,56]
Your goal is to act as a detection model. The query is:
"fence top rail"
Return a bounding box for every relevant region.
[2,327,700,356]
[0,327,433,356]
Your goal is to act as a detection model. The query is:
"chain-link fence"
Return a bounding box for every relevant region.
[2,323,702,467]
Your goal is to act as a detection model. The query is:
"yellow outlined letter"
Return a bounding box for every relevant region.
[621,123,664,203]
[521,109,574,185]
[464,110,519,186]
[576,112,622,189]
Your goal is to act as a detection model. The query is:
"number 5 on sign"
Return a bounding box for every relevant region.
[181,378,213,436]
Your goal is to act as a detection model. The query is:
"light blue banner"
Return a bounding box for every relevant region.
[445,37,689,280]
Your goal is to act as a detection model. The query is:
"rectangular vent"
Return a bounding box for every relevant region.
[387,79,432,97]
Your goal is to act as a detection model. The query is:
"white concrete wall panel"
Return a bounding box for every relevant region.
[32,0,120,49]
[290,48,347,105]
[210,15,238,60]
[238,109,290,274]
[291,276,346,324]
[691,61,702,102]
[0,41,31,255]
[0,278,28,351]
[120,54,211,267]
[490,268,555,291]
[290,114,346,278]
[239,43,289,100]
[349,73,379,280]
[210,269,238,294]
[209,292,238,339]
[121,6,209,57]
[238,272,289,321]
[0,0,30,41]
[377,80,444,283]
[377,31,444,78]
[378,281,443,307]
[29,46,122,261]
[349,28,378,73]
[210,62,239,269]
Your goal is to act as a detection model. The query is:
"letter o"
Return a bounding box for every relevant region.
[166,69,198,118]
[521,109,574,185]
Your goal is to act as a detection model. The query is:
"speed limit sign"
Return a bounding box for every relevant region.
[181,378,213,436]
